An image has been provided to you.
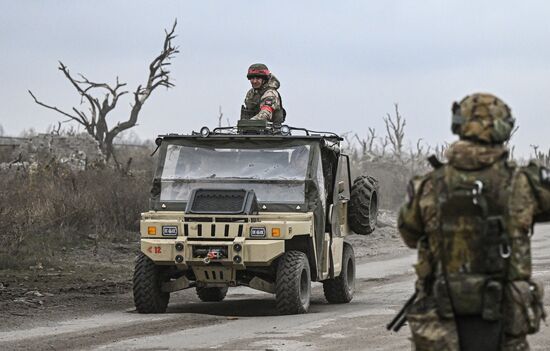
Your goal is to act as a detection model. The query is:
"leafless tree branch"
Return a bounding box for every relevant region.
[29,20,179,162]
[217,106,224,127]
[383,103,406,159]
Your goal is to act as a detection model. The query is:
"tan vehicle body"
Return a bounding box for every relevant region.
[141,209,347,292]
[133,122,377,315]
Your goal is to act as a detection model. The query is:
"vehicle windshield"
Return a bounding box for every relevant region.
[159,144,310,203]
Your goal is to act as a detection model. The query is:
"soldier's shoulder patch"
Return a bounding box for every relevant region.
[262,96,276,105]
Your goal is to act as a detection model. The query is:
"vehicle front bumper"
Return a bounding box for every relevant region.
[141,237,285,269]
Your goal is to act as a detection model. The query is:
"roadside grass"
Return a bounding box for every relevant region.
[0,163,151,269]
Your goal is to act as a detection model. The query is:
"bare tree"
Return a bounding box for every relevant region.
[353,133,368,156]
[367,127,376,152]
[530,144,540,158]
[0,124,4,137]
[29,21,179,162]
[410,138,425,161]
[379,136,389,157]
[384,103,406,159]
[218,106,224,127]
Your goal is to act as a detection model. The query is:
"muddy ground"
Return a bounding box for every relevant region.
[2,215,550,350]
[0,210,406,332]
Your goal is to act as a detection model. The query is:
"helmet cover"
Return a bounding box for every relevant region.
[451,93,515,144]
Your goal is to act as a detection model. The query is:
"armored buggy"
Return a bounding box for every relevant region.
[133,121,379,314]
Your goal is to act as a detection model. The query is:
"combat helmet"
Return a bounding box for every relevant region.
[247,63,271,80]
[451,93,515,144]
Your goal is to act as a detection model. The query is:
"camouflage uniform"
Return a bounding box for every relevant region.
[240,63,286,124]
[398,93,549,351]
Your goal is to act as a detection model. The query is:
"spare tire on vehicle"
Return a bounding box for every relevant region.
[348,175,379,235]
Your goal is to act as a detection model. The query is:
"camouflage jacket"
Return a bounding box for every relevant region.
[399,140,550,284]
[240,75,285,124]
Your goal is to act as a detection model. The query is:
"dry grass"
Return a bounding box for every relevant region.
[0,162,152,268]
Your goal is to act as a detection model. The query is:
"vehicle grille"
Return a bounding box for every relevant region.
[183,223,244,238]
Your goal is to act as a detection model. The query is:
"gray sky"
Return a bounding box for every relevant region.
[1,0,550,156]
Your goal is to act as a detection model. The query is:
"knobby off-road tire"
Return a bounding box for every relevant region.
[196,286,228,302]
[133,252,170,313]
[275,251,311,315]
[348,175,379,235]
[323,244,355,303]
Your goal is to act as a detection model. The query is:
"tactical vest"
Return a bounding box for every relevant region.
[240,86,286,124]
[430,159,515,321]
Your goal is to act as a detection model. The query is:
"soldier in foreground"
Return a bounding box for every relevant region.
[397,93,549,350]
[240,63,286,124]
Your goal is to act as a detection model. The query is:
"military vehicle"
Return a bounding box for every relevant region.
[133,120,379,315]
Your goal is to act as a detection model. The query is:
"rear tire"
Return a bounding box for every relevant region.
[275,251,311,315]
[323,244,355,303]
[133,252,170,313]
[348,175,379,235]
[196,286,228,302]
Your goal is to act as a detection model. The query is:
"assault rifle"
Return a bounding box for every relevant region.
[386,291,417,332]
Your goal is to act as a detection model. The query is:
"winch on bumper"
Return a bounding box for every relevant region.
[141,237,283,289]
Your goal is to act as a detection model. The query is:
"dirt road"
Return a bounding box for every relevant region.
[2,224,550,350]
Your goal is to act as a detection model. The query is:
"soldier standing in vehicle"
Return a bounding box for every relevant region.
[397,93,549,350]
[240,63,286,124]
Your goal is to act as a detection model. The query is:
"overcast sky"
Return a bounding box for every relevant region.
[1,1,549,156]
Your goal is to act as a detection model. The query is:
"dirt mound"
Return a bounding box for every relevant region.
[347,210,407,259]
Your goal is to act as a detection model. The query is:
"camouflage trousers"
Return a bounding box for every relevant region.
[406,307,530,351]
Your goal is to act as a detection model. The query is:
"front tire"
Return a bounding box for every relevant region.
[323,244,355,303]
[275,251,311,315]
[133,252,170,313]
[196,286,228,302]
